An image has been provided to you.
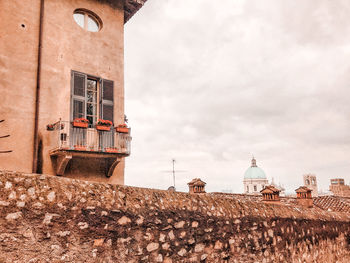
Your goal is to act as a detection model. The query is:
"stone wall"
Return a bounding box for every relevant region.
[0,170,350,262]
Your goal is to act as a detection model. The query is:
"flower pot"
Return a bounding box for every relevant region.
[73,121,88,128]
[116,127,129,133]
[105,148,119,153]
[74,145,86,151]
[96,125,111,131]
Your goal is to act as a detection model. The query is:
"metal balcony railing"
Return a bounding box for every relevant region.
[49,121,131,155]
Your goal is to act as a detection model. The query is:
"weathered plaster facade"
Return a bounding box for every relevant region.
[0,0,147,184]
[0,0,41,173]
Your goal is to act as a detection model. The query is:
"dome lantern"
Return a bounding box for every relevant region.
[251,157,257,167]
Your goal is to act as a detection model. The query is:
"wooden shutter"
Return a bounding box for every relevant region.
[73,100,84,119]
[71,71,86,120]
[100,79,114,123]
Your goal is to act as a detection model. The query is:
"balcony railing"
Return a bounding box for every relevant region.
[49,121,131,155]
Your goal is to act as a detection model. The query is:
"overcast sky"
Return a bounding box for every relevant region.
[124,0,350,194]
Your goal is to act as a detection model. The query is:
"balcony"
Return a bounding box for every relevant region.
[48,120,131,177]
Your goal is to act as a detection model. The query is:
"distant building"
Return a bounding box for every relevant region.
[329,178,350,197]
[270,177,286,197]
[243,158,268,195]
[303,174,318,197]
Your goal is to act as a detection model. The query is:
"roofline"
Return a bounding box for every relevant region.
[124,0,148,23]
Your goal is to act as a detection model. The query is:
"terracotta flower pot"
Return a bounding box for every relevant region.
[116,127,129,133]
[73,121,88,128]
[96,125,111,131]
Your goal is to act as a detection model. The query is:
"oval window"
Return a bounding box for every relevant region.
[73,9,102,32]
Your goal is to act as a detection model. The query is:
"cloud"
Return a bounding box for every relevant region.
[124,0,350,193]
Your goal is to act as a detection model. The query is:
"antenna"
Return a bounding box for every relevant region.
[161,159,187,191]
[172,159,176,189]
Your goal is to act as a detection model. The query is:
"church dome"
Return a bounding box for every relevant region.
[244,158,267,179]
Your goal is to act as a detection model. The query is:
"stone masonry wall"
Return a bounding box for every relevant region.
[0,170,350,262]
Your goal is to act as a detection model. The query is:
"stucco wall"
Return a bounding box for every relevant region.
[0,0,41,173]
[0,170,349,262]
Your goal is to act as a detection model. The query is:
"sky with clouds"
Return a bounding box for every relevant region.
[123,0,350,194]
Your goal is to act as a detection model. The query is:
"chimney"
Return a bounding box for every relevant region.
[295,186,313,208]
[260,185,281,203]
[188,178,206,194]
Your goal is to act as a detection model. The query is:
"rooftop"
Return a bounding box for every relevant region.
[211,192,350,215]
[314,196,350,213]
[124,0,148,23]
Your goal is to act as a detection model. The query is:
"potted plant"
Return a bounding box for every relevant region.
[116,123,129,133]
[95,119,113,131]
[47,122,65,131]
[46,124,55,131]
[72,118,89,128]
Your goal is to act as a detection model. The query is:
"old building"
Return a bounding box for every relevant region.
[303,174,318,197]
[243,158,269,195]
[329,178,350,197]
[0,0,148,184]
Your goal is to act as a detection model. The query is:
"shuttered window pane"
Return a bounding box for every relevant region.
[102,104,113,122]
[74,73,85,97]
[102,80,113,101]
[73,100,84,119]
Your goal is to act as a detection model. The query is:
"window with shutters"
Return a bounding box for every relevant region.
[71,71,114,127]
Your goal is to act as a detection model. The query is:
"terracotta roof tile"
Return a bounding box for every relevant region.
[312,196,350,213]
